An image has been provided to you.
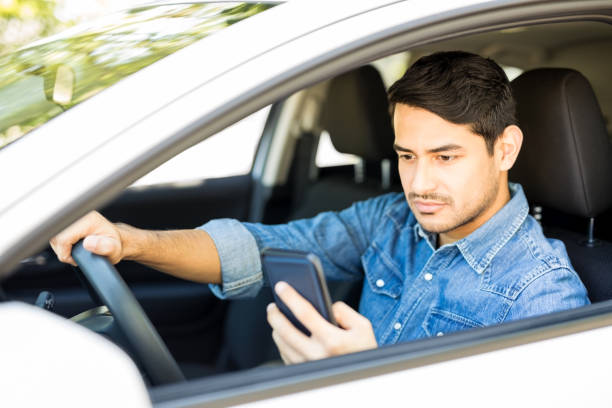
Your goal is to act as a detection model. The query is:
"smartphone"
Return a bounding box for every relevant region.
[261,248,337,336]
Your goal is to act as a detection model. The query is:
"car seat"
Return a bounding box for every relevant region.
[510,68,612,302]
[217,65,398,371]
[289,64,399,219]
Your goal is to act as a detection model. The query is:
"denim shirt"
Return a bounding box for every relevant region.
[200,183,589,345]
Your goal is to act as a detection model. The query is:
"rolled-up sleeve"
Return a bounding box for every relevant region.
[199,192,403,300]
[199,219,263,299]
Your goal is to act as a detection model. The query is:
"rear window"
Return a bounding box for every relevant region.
[0,2,274,150]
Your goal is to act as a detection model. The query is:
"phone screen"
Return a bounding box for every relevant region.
[261,248,336,336]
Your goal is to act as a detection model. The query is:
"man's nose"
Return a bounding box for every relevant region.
[410,160,436,194]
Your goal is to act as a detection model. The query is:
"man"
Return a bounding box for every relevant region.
[51,51,589,365]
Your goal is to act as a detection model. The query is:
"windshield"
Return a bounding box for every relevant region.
[0,2,274,150]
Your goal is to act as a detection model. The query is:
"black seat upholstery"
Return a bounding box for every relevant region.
[217,66,398,371]
[510,68,612,302]
[320,65,395,161]
[292,65,398,218]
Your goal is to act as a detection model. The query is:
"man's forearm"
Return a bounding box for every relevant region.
[117,224,222,284]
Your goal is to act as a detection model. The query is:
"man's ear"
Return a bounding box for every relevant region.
[496,125,523,171]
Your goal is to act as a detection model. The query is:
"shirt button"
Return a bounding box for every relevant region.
[394,322,402,330]
[376,279,385,288]
[424,273,433,281]
[436,332,444,337]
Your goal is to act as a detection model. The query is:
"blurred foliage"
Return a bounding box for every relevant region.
[0,2,274,149]
[0,0,66,56]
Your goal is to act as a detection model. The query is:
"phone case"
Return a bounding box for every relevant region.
[261,248,336,336]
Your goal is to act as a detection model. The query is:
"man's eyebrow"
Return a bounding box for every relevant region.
[393,143,464,153]
[427,144,464,153]
[393,143,412,153]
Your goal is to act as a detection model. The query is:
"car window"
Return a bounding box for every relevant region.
[315,130,360,168]
[131,106,271,187]
[0,2,275,150]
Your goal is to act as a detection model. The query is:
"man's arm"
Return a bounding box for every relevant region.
[51,211,379,364]
[198,192,403,300]
[50,211,221,284]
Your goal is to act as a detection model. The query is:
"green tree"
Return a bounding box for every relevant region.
[0,0,65,55]
[0,3,273,149]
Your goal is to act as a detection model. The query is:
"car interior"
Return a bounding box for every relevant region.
[4,18,612,384]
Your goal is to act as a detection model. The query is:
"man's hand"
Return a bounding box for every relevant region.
[50,211,125,266]
[50,212,222,284]
[266,281,377,364]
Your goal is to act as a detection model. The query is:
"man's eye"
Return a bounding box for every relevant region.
[399,154,414,161]
[438,155,455,162]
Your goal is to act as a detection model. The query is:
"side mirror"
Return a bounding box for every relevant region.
[43,64,75,106]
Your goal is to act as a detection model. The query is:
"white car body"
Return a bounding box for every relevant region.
[1,0,612,406]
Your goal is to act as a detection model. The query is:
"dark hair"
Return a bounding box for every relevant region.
[388,51,516,154]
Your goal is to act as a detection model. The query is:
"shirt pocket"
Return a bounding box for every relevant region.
[362,245,403,299]
[422,308,484,337]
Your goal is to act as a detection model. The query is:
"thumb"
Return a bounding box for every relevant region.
[332,301,365,330]
[83,235,120,259]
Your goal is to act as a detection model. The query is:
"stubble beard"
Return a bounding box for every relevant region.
[413,176,500,235]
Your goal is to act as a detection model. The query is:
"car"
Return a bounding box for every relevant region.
[2,0,612,406]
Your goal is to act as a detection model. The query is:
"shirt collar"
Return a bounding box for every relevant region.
[413,222,437,250]
[456,182,529,274]
[413,183,529,274]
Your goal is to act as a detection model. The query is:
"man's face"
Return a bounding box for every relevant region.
[393,104,502,240]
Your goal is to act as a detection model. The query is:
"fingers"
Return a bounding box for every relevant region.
[268,301,336,362]
[49,211,121,265]
[266,302,313,354]
[274,282,336,337]
[267,295,378,362]
[48,238,76,266]
[49,214,95,266]
[82,235,119,257]
[333,302,377,352]
[332,301,371,330]
[271,329,305,364]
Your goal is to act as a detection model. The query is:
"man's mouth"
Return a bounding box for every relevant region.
[412,200,447,214]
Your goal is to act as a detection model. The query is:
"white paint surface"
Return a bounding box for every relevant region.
[0,302,151,407]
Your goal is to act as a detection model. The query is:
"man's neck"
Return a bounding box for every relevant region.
[438,183,511,247]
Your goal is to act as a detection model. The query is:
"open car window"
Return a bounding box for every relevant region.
[130,15,611,384]
[131,105,270,187]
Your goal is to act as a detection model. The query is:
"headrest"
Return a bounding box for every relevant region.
[510,68,612,218]
[320,66,395,161]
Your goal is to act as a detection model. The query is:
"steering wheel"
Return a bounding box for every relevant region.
[71,240,185,385]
